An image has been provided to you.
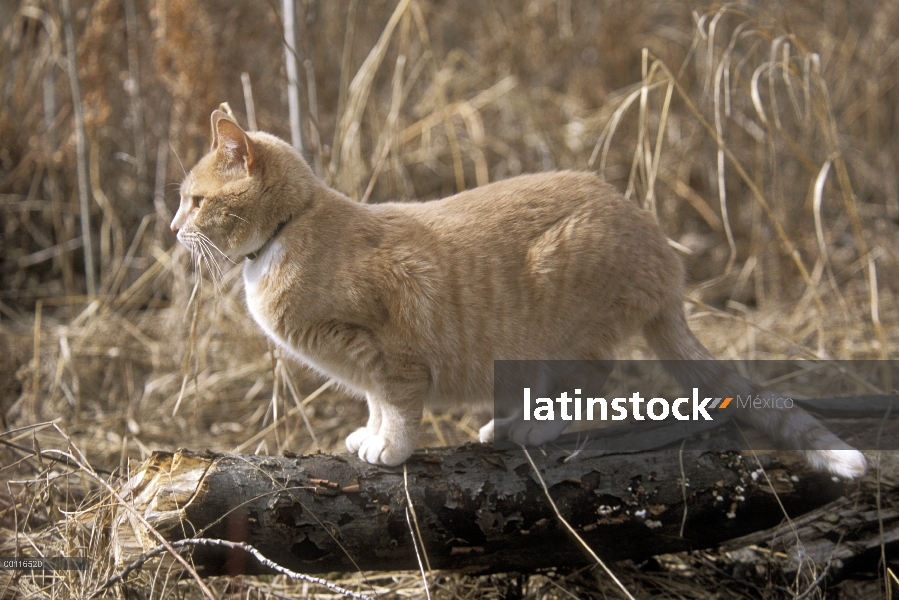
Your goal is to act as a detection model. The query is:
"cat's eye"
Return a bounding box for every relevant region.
[192,195,204,208]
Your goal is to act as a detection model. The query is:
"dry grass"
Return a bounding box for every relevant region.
[1,0,898,598]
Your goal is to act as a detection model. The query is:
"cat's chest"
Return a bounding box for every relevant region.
[242,242,282,288]
[242,243,288,333]
[244,284,280,348]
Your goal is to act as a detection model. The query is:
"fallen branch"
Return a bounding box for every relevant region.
[106,436,896,576]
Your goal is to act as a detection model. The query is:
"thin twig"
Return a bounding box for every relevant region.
[792,558,833,600]
[403,464,432,571]
[360,54,406,204]
[282,0,304,153]
[303,58,324,176]
[241,72,258,131]
[61,0,96,296]
[332,0,359,175]
[735,425,801,546]
[172,274,201,416]
[231,379,334,453]
[678,437,689,538]
[519,445,637,600]
[123,0,147,191]
[0,437,113,476]
[90,538,372,599]
[405,508,432,600]
[875,400,893,597]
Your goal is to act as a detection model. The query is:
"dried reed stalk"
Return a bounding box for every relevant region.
[282,0,304,154]
[61,0,96,296]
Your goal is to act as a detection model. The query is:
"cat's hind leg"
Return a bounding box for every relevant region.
[482,406,569,447]
[478,418,496,443]
[485,360,612,447]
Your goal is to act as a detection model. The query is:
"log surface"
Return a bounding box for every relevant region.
[109,440,893,575]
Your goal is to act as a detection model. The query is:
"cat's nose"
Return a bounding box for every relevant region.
[170,223,179,235]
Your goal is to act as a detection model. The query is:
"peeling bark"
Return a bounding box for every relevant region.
[108,441,890,575]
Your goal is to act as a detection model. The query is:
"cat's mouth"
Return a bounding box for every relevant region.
[245,216,293,261]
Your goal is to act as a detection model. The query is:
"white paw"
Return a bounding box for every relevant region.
[478,420,495,443]
[346,427,375,454]
[808,449,867,479]
[356,434,412,466]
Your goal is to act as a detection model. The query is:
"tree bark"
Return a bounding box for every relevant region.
[108,437,897,575]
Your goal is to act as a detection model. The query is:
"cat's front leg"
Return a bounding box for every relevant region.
[348,368,428,466]
[351,398,421,466]
[345,393,383,455]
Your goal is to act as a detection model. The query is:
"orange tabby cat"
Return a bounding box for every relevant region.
[171,110,866,478]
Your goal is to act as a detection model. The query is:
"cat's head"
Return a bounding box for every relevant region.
[171,110,296,262]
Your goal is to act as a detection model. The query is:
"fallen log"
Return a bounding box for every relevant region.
[108,436,892,576]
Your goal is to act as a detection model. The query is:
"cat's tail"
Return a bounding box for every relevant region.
[643,308,867,479]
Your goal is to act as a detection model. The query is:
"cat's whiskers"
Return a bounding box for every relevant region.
[198,247,225,295]
[228,213,250,225]
[194,237,225,287]
[189,244,205,284]
[181,231,224,293]
[196,232,236,265]
[194,253,207,285]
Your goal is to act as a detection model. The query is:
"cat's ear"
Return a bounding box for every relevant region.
[210,110,255,174]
